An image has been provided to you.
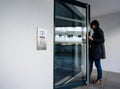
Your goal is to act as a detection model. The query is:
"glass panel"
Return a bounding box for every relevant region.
[54,0,88,88]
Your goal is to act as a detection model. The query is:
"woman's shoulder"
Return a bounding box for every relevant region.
[98,27,103,32]
[97,27,104,34]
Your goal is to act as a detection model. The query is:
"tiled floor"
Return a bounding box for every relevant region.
[73,70,120,89]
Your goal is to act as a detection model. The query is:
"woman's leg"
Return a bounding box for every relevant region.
[94,59,102,80]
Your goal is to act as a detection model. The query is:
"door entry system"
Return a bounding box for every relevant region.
[54,0,90,89]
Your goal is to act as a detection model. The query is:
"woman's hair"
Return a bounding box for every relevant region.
[90,20,99,28]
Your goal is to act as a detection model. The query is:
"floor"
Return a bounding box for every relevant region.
[73,70,120,89]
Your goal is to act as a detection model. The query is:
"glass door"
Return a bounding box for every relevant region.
[54,0,90,88]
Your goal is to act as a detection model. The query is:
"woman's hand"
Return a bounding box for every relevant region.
[88,36,93,41]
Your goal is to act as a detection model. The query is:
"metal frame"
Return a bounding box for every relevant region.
[86,4,90,85]
[55,16,85,23]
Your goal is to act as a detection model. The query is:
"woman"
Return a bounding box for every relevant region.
[89,20,106,84]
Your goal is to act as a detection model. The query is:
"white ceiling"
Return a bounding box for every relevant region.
[78,0,120,17]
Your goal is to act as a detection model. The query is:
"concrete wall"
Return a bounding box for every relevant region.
[93,12,120,73]
[0,0,53,89]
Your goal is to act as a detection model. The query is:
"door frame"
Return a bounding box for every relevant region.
[54,0,90,88]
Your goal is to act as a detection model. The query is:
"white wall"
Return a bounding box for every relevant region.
[93,12,120,73]
[0,0,53,89]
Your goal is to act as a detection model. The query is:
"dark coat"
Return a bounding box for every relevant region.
[89,27,106,59]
